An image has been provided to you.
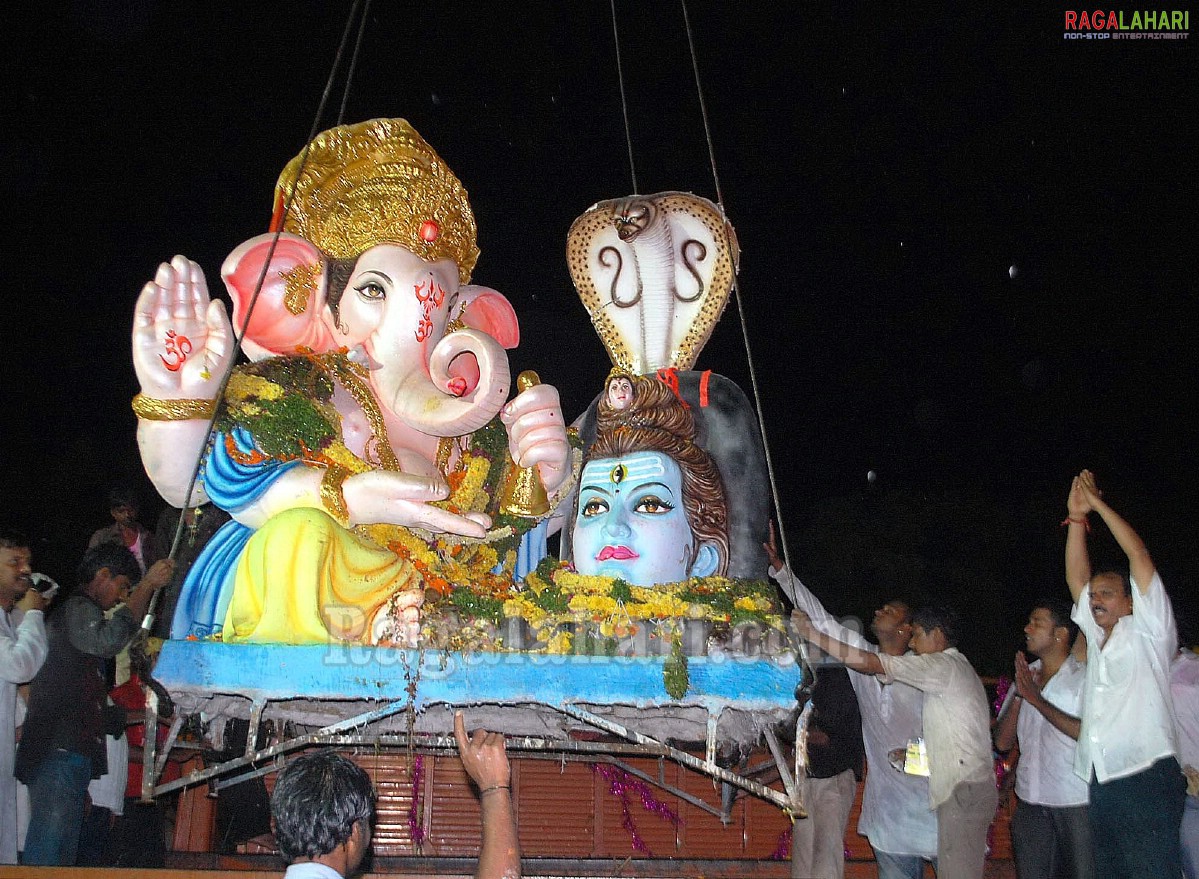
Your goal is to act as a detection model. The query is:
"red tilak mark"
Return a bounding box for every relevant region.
[413,279,448,342]
[159,330,193,372]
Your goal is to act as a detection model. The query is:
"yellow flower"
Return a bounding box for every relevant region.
[227,372,284,403]
[545,630,573,654]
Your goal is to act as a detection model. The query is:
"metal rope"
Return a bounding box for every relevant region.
[609,0,639,194]
[147,0,368,633]
[679,1,808,675]
[337,0,373,126]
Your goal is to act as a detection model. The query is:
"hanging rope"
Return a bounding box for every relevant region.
[678,1,810,678]
[337,0,373,126]
[146,0,371,634]
[679,1,794,587]
[609,0,639,194]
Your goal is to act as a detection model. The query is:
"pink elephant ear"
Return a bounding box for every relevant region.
[458,285,519,349]
[220,232,337,360]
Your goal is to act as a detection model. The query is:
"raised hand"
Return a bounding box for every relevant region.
[1076,469,1105,510]
[1014,651,1043,703]
[16,586,48,614]
[791,609,816,642]
[141,558,176,592]
[133,255,232,402]
[763,521,783,572]
[453,711,510,792]
[1066,473,1093,519]
[500,380,570,493]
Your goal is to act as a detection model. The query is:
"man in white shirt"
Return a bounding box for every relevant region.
[1064,469,1185,878]
[766,528,937,879]
[0,530,48,865]
[793,604,996,879]
[994,599,1092,879]
[1170,646,1199,879]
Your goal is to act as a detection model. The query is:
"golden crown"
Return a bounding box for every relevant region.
[272,118,479,283]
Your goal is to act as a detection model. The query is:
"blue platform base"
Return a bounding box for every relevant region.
[153,640,806,745]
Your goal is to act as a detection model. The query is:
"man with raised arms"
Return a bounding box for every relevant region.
[1063,470,1184,877]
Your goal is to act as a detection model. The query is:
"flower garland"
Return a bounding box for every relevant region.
[593,763,680,856]
[407,753,426,849]
[495,559,784,653]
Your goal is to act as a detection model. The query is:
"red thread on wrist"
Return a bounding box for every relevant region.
[1060,516,1091,533]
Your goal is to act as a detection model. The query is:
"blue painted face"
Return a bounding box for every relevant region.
[572,451,718,586]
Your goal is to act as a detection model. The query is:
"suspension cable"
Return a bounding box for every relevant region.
[337,0,373,126]
[609,0,639,194]
[679,1,807,672]
[148,0,369,633]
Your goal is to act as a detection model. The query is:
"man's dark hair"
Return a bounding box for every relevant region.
[77,543,141,587]
[885,598,914,626]
[1093,568,1133,598]
[911,605,962,648]
[271,750,376,863]
[1032,597,1080,645]
[0,529,31,551]
[106,485,138,511]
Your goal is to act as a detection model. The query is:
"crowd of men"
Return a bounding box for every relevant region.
[779,471,1196,879]
[3,471,1197,879]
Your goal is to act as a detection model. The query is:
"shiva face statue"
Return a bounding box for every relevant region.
[572,451,720,586]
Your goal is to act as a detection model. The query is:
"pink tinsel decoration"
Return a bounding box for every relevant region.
[408,754,426,847]
[769,825,791,860]
[771,823,850,862]
[992,674,1011,716]
[593,763,681,856]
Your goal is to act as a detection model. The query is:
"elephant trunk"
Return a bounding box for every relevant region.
[378,328,511,437]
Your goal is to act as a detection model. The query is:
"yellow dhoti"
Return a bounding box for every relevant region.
[222,507,421,644]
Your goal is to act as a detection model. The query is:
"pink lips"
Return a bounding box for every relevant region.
[597,545,638,561]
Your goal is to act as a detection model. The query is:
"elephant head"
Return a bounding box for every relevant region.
[222,233,516,437]
[566,191,739,375]
[219,118,519,438]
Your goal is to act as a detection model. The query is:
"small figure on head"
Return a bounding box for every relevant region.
[601,368,636,414]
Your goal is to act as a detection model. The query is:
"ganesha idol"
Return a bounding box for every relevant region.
[131,118,571,645]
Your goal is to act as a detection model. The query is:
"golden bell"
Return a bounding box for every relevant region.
[498,371,551,518]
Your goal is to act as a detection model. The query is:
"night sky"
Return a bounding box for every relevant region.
[3,2,1194,670]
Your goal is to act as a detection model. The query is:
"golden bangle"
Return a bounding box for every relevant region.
[320,465,351,527]
[131,393,218,421]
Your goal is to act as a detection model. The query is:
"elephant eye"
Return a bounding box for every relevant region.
[355,281,386,301]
